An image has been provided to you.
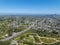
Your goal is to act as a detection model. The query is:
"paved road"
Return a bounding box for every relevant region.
[0,19,46,42]
[0,21,36,42]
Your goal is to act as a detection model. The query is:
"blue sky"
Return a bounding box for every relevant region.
[0,0,60,14]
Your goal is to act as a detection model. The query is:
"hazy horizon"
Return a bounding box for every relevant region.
[0,0,60,14]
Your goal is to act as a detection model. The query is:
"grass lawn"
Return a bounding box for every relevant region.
[23,36,35,43]
[40,37,57,44]
[56,38,60,41]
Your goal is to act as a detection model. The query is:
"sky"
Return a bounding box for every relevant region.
[0,0,60,14]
